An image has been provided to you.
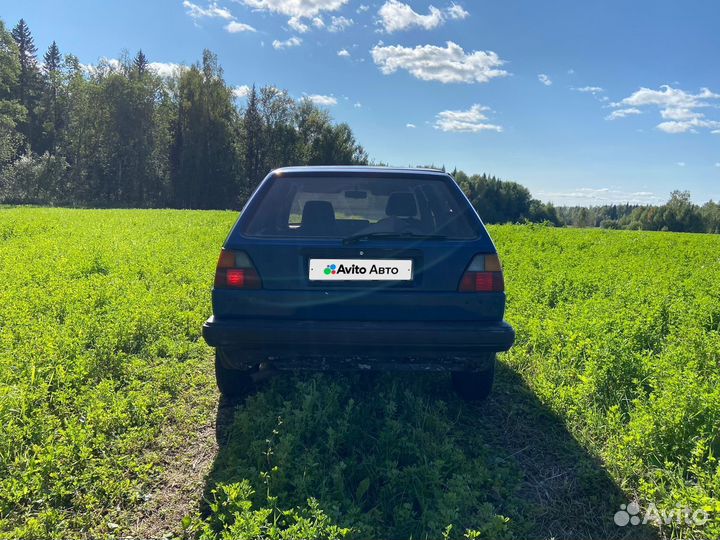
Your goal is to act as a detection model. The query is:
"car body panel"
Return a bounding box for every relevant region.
[203,166,515,370]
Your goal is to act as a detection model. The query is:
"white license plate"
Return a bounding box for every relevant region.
[309,259,413,281]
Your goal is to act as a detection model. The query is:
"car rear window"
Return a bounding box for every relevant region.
[242,175,480,239]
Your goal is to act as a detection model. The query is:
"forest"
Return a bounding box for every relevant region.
[1,17,718,234]
[0,18,368,210]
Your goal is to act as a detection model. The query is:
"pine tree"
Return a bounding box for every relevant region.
[11,19,41,151]
[40,41,63,152]
[42,41,61,111]
[133,49,148,76]
[11,19,37,105]
[43,41,61,74]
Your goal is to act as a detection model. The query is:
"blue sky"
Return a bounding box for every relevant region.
[2,0,719,206]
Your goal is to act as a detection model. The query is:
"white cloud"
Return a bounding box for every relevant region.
[146,62,183,77]
[288,16,309,32]
[538,73,552,86]
[371,41,507,84]
[676,161,686,167]
[612,85,720,134]
[446,3,469,19]
[83,59,185,78]
[357,3,369,11]
[406,123,416,128]
[272,36,303,49]
[240,0,347,18]
[657,118,720,134]
[620,85,718,108]
[377,0,468,32]
[329,15,353,31]
[225,20,257,32]
[606,107,641,120]
[183,0,234,19]
[81,57,123,76]
[573,86,604,94]
[378,0,444,31]
[286,11,346,32]
[103,58,122,71]
[182,1,258,34]
[659,107,702,121]
[353,101,362,108]
[434,104,502,133]
[337,48,350,57]
[306,94,337,106]
[537,187,663,206]
[232,85,251,98]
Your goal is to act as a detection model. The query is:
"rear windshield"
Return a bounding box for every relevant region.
[242,175,480,239]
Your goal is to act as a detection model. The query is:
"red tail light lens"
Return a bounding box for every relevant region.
[459,255,505,292]
[226,269,245,287]
[459,271,504,292]
[214,250,262,289]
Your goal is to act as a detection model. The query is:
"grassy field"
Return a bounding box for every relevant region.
[0,208,718,539]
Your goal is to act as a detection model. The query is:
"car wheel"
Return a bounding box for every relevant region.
[451,358,495,402]
[215,349,256,399]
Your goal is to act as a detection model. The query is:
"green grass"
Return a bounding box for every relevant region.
[0,208,233,538]
[493,224,720,539]
[0,208,718,539]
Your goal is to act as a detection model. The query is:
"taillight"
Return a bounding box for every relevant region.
[458,254,504,292]
[214,250,262,289]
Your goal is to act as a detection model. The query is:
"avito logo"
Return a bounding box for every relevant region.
[323,263,399,276]
[326,263,368,275]
[310,258,411,281]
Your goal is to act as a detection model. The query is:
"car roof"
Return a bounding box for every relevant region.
[270,166,450,178]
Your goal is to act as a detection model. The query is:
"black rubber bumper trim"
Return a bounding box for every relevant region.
[202,316,515,353]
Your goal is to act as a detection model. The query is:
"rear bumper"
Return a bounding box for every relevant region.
[202,316,515,371]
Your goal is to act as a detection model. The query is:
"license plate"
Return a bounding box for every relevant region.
[309,259,413,281]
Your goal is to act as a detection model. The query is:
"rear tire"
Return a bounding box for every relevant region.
[215,349,256,399]
[452,357,495,402]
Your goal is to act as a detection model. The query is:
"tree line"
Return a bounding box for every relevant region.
[453,170,562,226]
[0,18,367,209]
[557,191,720,233]
[449,172,719,234]
[1,17,718,234]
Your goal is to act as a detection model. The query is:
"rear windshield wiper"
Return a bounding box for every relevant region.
[342,232,448,245]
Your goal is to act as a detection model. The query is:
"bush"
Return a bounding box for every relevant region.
[0,152,68,205]
[600,219,619,229]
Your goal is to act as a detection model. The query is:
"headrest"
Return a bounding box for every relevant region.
[301,200,336,230]
[385,192,417,217]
